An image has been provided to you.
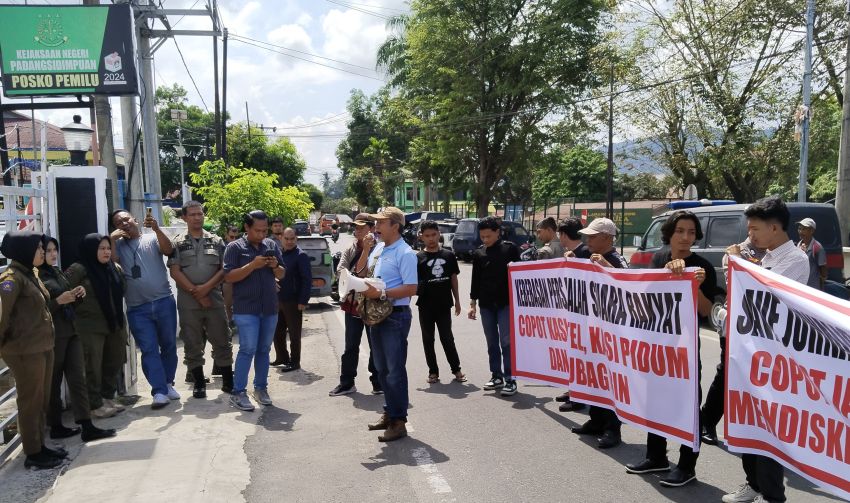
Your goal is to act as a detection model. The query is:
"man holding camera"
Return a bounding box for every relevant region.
[110,208,178,409]
[223,210,286,412]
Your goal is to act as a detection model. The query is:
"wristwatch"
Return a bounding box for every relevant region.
[379,289,387,301]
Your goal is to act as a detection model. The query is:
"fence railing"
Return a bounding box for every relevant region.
[0,363,21,464]
[0,183,45,464]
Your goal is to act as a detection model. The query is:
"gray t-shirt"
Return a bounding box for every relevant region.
[116,233,173,307]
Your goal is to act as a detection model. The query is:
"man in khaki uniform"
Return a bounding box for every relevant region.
[168,201,233,398]
[535,217,563,259]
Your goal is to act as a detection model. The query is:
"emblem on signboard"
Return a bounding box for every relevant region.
[104,52,122,72]
[33,14,68,48]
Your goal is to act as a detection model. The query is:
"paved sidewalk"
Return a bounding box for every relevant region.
[0,311,327,503]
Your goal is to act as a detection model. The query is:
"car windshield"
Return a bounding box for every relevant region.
[456,220,477,234]
[438,224,456,233]
[321,214,335,221]
[644,219,664,249]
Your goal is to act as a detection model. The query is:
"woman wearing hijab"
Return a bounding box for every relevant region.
[66,234,128,419]
[39,236,116,442]
[0,231,67,469]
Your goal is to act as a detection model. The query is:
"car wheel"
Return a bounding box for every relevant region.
[710,294,726,332]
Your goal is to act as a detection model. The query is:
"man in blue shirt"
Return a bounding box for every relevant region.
[274,227,312,372]
[363,207,418,442]
[223,210,286,412]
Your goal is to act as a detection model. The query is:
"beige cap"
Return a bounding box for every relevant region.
[797,217,816,230]
[579,217,618,236]
[353,213,374,226]
[369,207,405,227]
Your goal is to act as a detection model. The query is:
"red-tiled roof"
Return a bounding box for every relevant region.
[2,111,68,150]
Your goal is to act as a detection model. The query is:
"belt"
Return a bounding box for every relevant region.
[392,306,410,312]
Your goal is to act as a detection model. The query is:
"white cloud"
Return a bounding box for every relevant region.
[320,9,390,70]
[295,12,313,28]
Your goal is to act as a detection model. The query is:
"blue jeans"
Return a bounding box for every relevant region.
[233,313,278,394]
[369,308,412,420]
[480,305,511,379]
[127,296,178,397]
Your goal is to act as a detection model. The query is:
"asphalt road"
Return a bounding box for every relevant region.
[242,234,840,503]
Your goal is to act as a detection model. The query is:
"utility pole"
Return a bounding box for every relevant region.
[798,0,815,202]
[222,27,228,162]
[137,12,163,213]
[245,101,251,145]
[84,0,121,211]
[212,0,221,160]
[170,109,189,204]
[120,96,145,219]
[837,1,850,246]
[606,63,615,219]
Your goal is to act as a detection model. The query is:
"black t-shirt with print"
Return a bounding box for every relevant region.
[416,248,460,308]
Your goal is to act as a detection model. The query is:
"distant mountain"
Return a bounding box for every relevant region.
[608,139,671,176]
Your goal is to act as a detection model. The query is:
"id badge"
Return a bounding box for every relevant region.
[131,265,141,279]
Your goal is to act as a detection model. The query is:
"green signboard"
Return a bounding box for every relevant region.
[577,207,654,237]
[0,5,138,97]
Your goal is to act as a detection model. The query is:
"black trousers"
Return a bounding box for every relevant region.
[339,312,379,388]
[48,334,90,426]
[273,301,303,366]
[701,331,726,430]
[743,454,785,502]
[588,406,621,432]
[418,307,461,375]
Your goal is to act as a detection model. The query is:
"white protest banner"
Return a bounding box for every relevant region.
[509,258,701,450]
[725,256,850,501]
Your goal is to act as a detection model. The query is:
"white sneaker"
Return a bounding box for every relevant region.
[151,393,170,409]
[166,385,181,400]
[722,483,760,503]
[752,497,767,503]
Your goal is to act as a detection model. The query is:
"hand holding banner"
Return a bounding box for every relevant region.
[509,258,701,450]
[725,257,850,501]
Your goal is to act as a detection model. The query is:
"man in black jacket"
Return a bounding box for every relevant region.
[468,217,520,396]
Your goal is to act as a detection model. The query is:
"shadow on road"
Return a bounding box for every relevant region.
[254,405,301,432]
[414,381,481,399]
[361,436,449,471]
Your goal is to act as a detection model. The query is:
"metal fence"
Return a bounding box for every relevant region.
[0,183,46,464]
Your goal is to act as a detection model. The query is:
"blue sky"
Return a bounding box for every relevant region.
[3,0,410,186]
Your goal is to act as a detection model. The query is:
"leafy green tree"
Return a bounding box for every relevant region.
[226,122,306,187]
[301,183,324,212]
[621,0,817,202]
[377,0,609,216]
[533,146,607,203]
[156,84,216,196]
[189,160,312,231]
[346,166,385,211]
[322,197,359,215]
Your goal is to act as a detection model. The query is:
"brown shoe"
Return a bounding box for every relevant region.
[367,413,390,431]
[378,419,408,442]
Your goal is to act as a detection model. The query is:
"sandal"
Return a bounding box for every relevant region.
[453,372,467,383]
[427,374,440,383]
